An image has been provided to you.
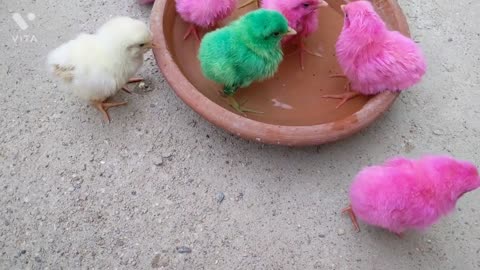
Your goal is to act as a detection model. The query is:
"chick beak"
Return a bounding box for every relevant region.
[318,1,329,8]
[340,5,346,12]
[285,27,297,36]
[146,42,159,49]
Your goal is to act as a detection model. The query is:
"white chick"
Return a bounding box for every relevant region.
[47,17,155,122]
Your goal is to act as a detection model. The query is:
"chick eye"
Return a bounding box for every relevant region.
[273,32,280,37]
[302,3,310,7]
[139,43,146,47]
[345,13,349,18]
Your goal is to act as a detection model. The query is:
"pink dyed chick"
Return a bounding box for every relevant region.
[262,0,329,70]
[344,155,480,236]
[137,0,154,4]
[324,1,426,108]
[176,0,237,42]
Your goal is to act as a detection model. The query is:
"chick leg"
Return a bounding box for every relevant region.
[298,38,323,70]
[122,87,132,94]
[122,77,144,94]
[128,77,144,83]
[227,96,263,116]
[183,24,200,41]
[239,0,259,9]
[342,205,360,232]
[93,101,128,122]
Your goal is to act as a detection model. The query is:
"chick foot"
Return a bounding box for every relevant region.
[342,205,360,232]
[227,96,263,116]
[93,101,128,122]
[239,0,259,9]
[323,91,360,109]
[183,24,200,41]
[323,75,360,108]
[122,77,144,94]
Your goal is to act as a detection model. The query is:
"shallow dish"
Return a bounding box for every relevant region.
[151,0,409,146]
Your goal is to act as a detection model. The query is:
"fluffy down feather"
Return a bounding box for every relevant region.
[47,17,152,102]
[348,155,480,234]
[48,34,118,101]
[198,9,291,96]
[262,0,327,44]
[176,0,237,29]
[336,1,426,95]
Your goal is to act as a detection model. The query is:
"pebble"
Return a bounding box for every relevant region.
[215,192,225,203]
[337,228,345,236]
[115,239,125,247]
[432,129,444,135]
[34,256,42,263]
[318,234,326,238]
[151,254,161,268]
[235,192,244,201]
[162,152,173,158]
[176,246,192,254]
[73,180,82,189]
[154,159,164,166]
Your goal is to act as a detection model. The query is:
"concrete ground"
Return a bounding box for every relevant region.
[1,0,479,269]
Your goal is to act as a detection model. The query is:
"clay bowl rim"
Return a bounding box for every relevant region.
[150,0,408,146]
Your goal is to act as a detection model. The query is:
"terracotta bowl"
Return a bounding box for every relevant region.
[151,0,409,146]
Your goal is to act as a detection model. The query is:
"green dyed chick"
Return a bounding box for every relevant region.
[198,9,296,115]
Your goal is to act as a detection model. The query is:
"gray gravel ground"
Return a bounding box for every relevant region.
[1,0,479,269]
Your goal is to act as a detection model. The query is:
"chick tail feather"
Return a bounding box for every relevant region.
[52,64,75,83]
[47,44,76,83]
